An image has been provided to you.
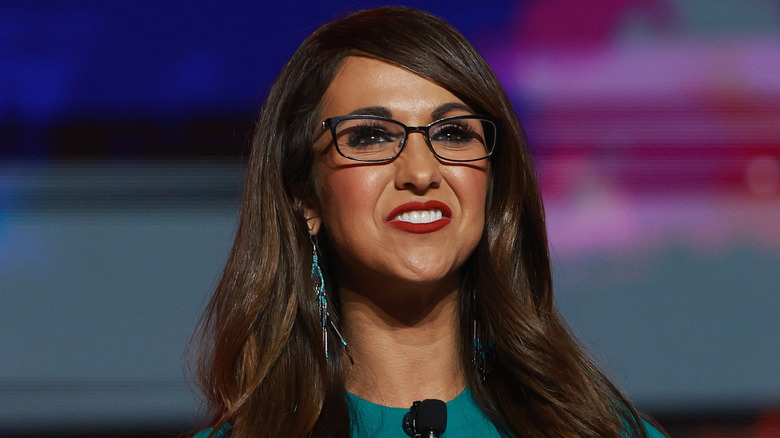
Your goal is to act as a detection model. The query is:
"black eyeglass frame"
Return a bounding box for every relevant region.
[321,114,501,163]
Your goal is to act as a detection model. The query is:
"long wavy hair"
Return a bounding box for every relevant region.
[192,6,660,438]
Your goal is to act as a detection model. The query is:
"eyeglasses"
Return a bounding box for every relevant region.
[321,114,499,162]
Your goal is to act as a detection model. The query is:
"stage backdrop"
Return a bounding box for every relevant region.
[1,0,779,434]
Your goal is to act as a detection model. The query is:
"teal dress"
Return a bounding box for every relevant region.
[348,388,499,437]
[349,389,665,437]
[194,388,665,437]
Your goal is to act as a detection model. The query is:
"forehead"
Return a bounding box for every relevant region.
[319,56,467,121]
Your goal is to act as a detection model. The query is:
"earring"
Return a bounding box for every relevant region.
[310,236,329,357]
[310,236,354,364]
[472,288,490,381]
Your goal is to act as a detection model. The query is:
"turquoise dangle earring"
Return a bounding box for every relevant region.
[310,235,353,364]
[472,288,490,381]
[310,236,329,356]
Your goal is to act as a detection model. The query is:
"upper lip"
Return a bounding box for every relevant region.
[386,200,452,221]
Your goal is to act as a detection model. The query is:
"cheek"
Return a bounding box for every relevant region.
[461,171,489,260]
[451,167,489,217]
[318,166,388,228]
[469,185,489,239]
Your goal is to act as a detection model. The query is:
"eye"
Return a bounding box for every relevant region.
[346,126,393,147]
[338,121,401,149]
[430,122,478,143]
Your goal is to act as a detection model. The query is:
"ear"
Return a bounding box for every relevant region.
[291,181,322,236]
[303,203,322,236]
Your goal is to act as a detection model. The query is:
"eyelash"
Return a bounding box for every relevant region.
[431,123,478,142]
[345,124,398,147]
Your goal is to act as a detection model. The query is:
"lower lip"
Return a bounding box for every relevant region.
[388,218,451,233]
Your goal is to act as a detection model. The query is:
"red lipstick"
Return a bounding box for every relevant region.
[386,200,452,234]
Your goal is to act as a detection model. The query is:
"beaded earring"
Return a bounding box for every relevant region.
[310,235,353,364]
[310,236,329,356]
[472,288,491,381]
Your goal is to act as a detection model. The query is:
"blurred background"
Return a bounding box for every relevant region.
[1,0,779,436]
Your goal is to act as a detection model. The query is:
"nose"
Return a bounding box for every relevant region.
[394,130,441,193]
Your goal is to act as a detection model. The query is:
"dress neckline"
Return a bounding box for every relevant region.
[346,387,471,411]
[346,387,503,437]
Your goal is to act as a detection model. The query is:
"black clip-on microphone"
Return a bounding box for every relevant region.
[402,399,447,438]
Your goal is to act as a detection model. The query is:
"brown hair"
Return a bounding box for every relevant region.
[192,6,662,437]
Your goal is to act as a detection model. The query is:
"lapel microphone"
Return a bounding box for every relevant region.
[402,399,447,438]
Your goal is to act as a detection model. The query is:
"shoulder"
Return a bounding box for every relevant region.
[192,424,232,438]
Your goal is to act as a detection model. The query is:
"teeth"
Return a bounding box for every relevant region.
[395,209,443,224]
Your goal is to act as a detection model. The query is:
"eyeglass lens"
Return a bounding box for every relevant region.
[332,117,494,162]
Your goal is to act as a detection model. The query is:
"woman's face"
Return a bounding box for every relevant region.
[308,56,489,295]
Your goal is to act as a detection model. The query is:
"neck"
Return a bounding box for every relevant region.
[341,285,466,408]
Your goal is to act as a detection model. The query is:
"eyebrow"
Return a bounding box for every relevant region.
[346,102,476,122]
[431,102,475,120]
[347,106,392,118]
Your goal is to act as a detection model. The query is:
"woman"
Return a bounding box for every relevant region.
[192,6,666,438]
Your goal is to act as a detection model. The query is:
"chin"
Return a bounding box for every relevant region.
[392,265,461,290]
